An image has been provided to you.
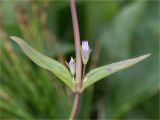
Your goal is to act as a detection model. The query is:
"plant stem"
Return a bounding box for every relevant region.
[70,0,82,91]
[82,64,86,80]
[69,93,80,120]
[69,0,82,119]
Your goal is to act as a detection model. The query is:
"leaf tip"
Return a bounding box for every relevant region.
[9,36,19,42]
[139,53,151,60]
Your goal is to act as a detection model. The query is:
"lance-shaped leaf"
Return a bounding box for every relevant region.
[10,36,75,91]
[81,54,150,92]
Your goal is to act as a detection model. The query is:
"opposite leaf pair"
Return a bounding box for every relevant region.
[10,36,150,92]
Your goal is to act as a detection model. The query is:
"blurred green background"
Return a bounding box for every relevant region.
[0,0,159,119]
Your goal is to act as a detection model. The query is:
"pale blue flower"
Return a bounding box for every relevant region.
[68,57,75,76]
[81,41,91,64]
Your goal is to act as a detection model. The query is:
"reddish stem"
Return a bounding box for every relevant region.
[69,93,80,120]
[69,0,82,119]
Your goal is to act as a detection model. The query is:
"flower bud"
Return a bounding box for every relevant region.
[67,57,76,76]
[81,41,91,65]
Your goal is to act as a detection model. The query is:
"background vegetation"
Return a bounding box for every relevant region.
[0,0,159,119]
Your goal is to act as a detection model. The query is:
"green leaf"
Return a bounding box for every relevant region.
[10,36,74,91]
[81,54,150,92]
